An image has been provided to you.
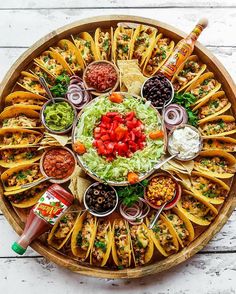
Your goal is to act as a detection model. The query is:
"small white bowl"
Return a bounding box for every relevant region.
[141,75,174,109]
[40,146,77,184]
[83,182,118,217]
[40,97,77,135]
[168,124,203,161]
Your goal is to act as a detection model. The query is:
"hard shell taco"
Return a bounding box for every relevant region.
[34,50,71,77]
[198,115,236,137]
[72,32,99,66]
[193,91,231,124]
[1,163,44,192]
[90,218,112,267]
[143,33,175,77]
[0,128,42,148]
[17,71,48,97]
[177,189,218,226]
[146,213,179,257]
[71,211,97,260]
[163,207,195,247]
[130,222,154,266]
[4,91,47,111]
[50,39,84,75]
[4,182,49,208]
[171,55,206,92]
[185,72,221,105]
[0,106,43,129]
[111,218,132,268]
[112,26,134,62]
[181,171,230,204]
[203,136,236,153]
[194,150,236,179]
[95,27,113,61]
[48,205,79,250]
[29,63,55,86]
[129,24,157,66]
[0,146,42,168]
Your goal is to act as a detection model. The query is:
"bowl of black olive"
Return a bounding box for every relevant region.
[84,182,118,217]
[141,74,174,109]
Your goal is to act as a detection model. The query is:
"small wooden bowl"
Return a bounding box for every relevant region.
[144,172,182,210]
[83,60,120,96]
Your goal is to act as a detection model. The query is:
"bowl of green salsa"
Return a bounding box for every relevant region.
[41,98,76,134]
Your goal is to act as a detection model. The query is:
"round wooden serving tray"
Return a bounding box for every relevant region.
[0,15,236,279]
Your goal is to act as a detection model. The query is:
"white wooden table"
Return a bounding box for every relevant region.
[1,1,236,293]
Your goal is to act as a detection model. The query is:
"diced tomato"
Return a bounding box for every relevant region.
[93,111,148,161]
[149,130,164,140]
[101,134,110,141]
[127,172,139,184]
[109,92,123,103]
[125,111,135,121]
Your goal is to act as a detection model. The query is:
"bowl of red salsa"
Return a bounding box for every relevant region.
[83,60,119,96]
[40,147,76,183]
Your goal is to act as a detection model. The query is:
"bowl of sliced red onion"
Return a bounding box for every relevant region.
[119,197,150,225]
[66,75,92,111]
[163,104,188,131]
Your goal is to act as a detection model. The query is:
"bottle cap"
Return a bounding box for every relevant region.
[198,18,208,29]
[11,242,26,255]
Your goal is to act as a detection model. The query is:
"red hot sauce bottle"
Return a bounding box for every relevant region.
[158,18,208,80]
[11,184,74,255]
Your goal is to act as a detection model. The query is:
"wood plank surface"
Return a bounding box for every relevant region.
[0,8,235,47]
[0,0,235,9]
[0,254,236,294]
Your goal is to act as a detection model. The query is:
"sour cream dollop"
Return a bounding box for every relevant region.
[168,125,201,160]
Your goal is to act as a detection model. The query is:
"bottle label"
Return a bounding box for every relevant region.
[33,190,68,225]
[160,42,191,78]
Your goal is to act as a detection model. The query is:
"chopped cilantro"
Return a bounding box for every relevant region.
[95,241,107,252]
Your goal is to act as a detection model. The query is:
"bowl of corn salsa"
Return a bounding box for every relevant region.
[144,173,181,209]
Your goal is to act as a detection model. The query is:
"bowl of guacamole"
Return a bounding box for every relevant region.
[41,98,76,134]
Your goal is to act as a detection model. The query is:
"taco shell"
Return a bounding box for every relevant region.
[171,55,206,92]
[71,211,97,260]
[48,205,79,250]
[95,27,113,61]
[185,72,221,105]
[0,106,42,129]
[4,183,49,208]
[111,218,132,268]
[164,208,195,247]
[0,146,42,168]
[194,150,236,178]
[129,24,157,66]
[189,171,230,204]
[50,39,84,75]
[203,136,236,153]
[17,71,47,96]
[198,115,236,138]
[34,50,71,77]
[4,91,47,110]
[193,91,231,124]
[143,33,175,77]
[72,32,99,66]
[0,128,42,148]
[112,26,134,62]
[177,189,218,226]
[146,214,179,257]
[90,218,112,267]
[130,222,154,265]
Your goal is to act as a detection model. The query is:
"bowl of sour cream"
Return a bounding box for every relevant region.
[168,124,202,161]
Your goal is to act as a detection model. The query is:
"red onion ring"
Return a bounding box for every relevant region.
[119,198,150,225]
[164,104,188,130]
[66,75,91,110]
